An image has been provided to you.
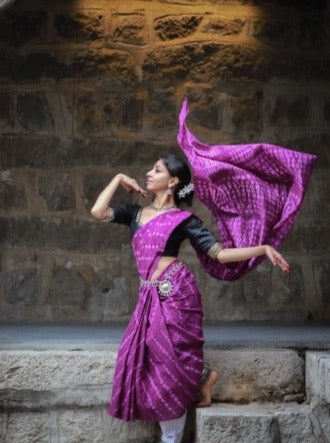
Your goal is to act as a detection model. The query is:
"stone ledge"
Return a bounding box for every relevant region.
[0,348,304,408]
[195,403,317,443]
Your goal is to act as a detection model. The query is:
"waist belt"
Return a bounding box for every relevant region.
[139,261,183,296]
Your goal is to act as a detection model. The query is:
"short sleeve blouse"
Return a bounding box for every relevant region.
[109,203,220,257]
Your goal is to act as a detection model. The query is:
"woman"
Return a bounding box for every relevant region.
[91,153,291,443]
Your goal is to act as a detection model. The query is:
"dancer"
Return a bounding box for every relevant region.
[91,99,316,443]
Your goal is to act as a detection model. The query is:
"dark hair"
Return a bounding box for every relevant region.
[160,153,194,206]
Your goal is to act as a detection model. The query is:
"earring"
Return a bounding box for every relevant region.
[166,186,173,196]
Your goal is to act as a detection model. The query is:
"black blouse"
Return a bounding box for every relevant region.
[111,204,218,257]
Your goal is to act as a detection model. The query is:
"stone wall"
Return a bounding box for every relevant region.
[0,0,329,323]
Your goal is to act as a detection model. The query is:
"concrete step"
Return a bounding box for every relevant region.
[195,402,328,443]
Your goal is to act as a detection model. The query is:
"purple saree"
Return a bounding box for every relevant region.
[177,98,317,280]
[108,210,204,422]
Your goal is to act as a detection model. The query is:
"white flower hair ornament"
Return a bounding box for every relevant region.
[178,182,194,199]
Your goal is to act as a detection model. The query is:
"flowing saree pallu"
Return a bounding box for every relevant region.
[177,98,317,281]
[108,210,204,422]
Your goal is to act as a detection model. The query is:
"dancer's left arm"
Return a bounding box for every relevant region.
[216,244,290,274]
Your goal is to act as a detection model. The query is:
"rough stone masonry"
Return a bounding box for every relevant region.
[0,0,329,323]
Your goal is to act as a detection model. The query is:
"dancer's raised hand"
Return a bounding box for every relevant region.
[119,174,148,198]
[264,245,291,274]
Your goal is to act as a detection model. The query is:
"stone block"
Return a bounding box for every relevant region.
[195,403,315,443]
[283,133,330,170]
[5,269,38,305]
[266,95,311,126]
[143,42,330,84]
[0,135,175,169]
[154,15,202,41]
[4,216,129,253]
[201,18,246,36]
[146,87,177,130]
[306,351,330,403]
[92,272,130,321]
[0,91,13,129]
[323,100,330,122]
[38,172,75,211]
[0,350,116,407]
[17,92,53,131]
[0,181,26,210]
[57,409,104,443]
[297,17,325,49]
[203,348,304,403]
[3,412,50,443]
[0,10,46,47]
[75,89,143,135]
[54,12,104,42]
[228,91,263,134]
[252,20,294,47]
[313,259,330,304]
[49,266,87,306]
[1,49,137,83]
[281,218,330,253]
[82,172,136,211]
[104,412,160,443]
[107,13,146,46]
[185,87,224,130]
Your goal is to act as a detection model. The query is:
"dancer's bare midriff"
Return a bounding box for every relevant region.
[150,256,177,281]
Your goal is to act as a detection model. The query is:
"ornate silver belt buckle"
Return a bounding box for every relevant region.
[158,279,173,296]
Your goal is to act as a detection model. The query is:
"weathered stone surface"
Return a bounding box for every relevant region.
[0,91,13,129]
[143,43,330,84]
[282,133,330,170]
[104,412,160,443]
[92,273,130,321]
[204,349,304,403]
[3,412,50,443]
[323,100,330,122]
[4,217,129,253]
[0,49,137,82]
[0,135,177,170]
[54,12,104,42]
[306,351,330,403]
[195,404,316,443]
[0,180,26,210]
[228,91,263,134]
[267,94,310,126]
[74,89,144,135]
[313,259,330,304]
[0,350,116,407]
[146,87,177,130]
[281,218,330,253]
[297,17,325,50]
[57,409,104,443]
[154,15,202,41]
[49,266,87,306]
[5,269,38,305]
[17,92,53,130]
[0,10,46,47]
[185,88,224,130]
[252,20,294,47]
[38,172,75,211]
[309,404,330,441]
[107,13,146,46]
[202,18,245,36]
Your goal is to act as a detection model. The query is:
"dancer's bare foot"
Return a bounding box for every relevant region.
[194,369,219,407]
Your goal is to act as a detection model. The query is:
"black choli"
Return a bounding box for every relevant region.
[111,204,217,257]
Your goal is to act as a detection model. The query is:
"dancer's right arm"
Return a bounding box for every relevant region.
[91,173,147,220]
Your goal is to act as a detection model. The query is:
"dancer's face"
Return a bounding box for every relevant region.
[146,159,176,193]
